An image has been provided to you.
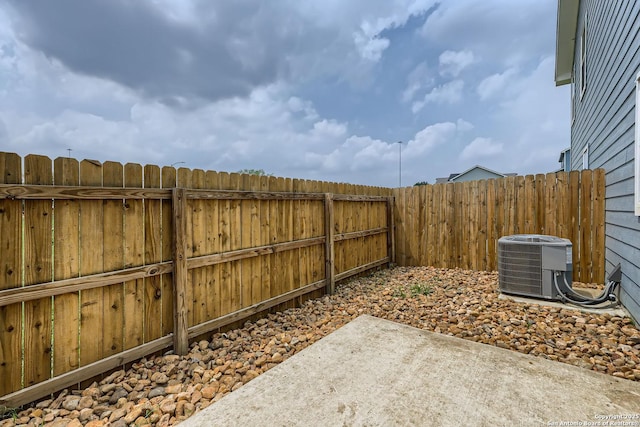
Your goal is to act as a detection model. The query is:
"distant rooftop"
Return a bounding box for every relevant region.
[434,165,516,184]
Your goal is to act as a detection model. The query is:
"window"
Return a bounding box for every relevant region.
[582,145,589,170]
[580,18,587,97]
[635,72,640,215]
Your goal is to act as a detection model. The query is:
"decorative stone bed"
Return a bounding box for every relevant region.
[2,266,639,427]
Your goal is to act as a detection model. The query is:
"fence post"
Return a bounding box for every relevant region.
[387,196,396,265]
[172,188,189,355]
[324,193,335,294]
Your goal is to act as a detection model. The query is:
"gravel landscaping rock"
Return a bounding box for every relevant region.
[1,266,639,426]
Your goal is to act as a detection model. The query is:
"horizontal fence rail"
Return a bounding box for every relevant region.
[0,152,392,408]
[393,170,605,284]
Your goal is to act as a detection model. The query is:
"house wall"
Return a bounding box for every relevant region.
[570,0,640,323]
[450,169,503,182]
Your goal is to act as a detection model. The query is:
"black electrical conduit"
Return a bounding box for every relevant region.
[552,263,622,307]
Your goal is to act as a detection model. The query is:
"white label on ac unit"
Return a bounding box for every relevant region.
[566,247,572,265]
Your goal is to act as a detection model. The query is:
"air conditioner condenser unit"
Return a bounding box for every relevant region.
[498,234,572,301]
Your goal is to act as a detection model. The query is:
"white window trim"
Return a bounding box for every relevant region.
[582,145,589,170]
[571,73,575,125]
[635,72,640,215]
[580,16,587,99]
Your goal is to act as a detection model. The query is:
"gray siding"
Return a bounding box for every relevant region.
[570,0,640,323]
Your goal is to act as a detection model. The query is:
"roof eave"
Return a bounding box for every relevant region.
[555,0,580,87]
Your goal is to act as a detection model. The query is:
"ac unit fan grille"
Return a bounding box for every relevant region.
[498,244,542,295]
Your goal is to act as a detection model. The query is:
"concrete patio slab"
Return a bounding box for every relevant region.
[180,315,640,427]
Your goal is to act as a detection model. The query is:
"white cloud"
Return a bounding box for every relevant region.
[402,61,432,103]
[439,50,475,77]
[494,56,570,169]
[412,80,464,112]
[406,122,458,156]
[4,75,352,176]
[456,118,474,132]
[477,68,517,100]
[304,119,468,179]
[460,137,504,160]
[304,135,391,173]
[353,32,390,62]
[421,0,555,67]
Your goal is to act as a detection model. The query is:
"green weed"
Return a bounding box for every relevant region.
[392,288,407,298]
[410,283,433,297]
[0,406,19,421]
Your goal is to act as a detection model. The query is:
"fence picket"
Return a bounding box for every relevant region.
[512,176,523,234]
[204,170,221,321]
[0,152,23,396]
[535,174,546,234]
[53,157,80,376]
[23,155,53,387]
[592,169,605,283]
[248,174,262,306]
[161,167,176,336]
[523,175,535,234]
[580,170,593,283]
[191,169,206,326]
[123,163,144,348]
[448,183,457,269]
[477,180,487,271]
[486,179,497,271]
[259,175,271,301]
[218,172,232,316]
[102,161,125,357]
[469,181,479,270]
[505,176,516,237]
[144,165,162,342]
[78,159,105,368]
[545,173,558,237]
[394,187,406,266]
[284,178,296,308]
[556,172,569,239]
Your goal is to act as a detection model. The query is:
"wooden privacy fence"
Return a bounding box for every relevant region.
[0,152,393,407]
[393,169,605,284]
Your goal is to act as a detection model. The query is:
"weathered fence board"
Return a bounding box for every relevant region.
[123,163,144,351]
[161,167,176,338]
[103,161,125,359]
[592,170,606,284]
[79,160,105,368]
[23,155,53,389]
[0,152,22,395]
[144,165,163,344]
[191,169,206,328]
[204,170,221,322]
[580,169,593,282]
[394,170,605,283]
[53,157,80,377]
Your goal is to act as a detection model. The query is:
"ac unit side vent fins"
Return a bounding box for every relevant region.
[498,234,573,301]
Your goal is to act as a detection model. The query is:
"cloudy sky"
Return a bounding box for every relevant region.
[0,0,569,187]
